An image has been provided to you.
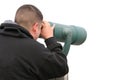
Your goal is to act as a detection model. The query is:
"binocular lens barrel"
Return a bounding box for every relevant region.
[49,22,87,45]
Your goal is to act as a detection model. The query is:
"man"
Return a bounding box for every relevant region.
[0,4,68,80]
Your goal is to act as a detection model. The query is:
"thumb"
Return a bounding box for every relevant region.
[52,24,55,30]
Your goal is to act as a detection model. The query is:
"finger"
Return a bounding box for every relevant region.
[52,24,55,30]
[52,24,55,27]
[41,22,44,29]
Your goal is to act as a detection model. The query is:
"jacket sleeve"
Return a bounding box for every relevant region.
[43,37,69,79]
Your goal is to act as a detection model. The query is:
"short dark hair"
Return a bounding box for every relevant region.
[15,4,43,30]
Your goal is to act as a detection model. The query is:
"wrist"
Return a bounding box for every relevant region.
[44,35,53,39]
[45,37,57,45]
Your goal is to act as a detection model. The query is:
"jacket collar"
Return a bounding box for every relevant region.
[0,20,33,39]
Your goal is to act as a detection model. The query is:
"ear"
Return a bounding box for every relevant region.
[32,22,39,33]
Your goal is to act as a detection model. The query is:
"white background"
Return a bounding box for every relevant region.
[0,0,120,80]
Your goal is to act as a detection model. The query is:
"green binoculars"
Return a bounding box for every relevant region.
[48,22,87,56]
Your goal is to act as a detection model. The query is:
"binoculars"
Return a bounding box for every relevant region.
[48,22,87,56]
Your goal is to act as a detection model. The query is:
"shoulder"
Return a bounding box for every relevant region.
[23,38,46,50]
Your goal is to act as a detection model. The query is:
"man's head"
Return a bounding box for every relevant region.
[15,4,43,40]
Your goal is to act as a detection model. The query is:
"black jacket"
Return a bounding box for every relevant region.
[0,22,68,80]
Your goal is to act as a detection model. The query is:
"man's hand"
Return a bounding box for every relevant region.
[40,21,55,39]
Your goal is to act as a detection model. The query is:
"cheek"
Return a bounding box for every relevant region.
[37,29,41,37]
[38,29,41,34]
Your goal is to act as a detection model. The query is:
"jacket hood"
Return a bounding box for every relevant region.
[0,20,33,39]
